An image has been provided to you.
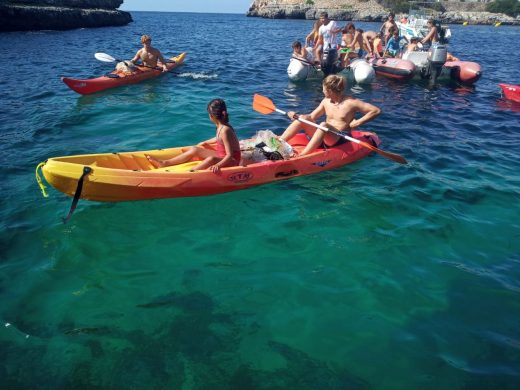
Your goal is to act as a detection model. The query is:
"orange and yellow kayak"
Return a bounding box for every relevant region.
[62,53,186,95]
[37,131,380,202]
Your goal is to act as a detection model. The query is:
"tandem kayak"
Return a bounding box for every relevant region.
[499,83,520,103]
[37,131,380,202]
[62,52,186,95]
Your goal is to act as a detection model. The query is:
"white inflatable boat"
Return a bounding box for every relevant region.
[287,48,375,84]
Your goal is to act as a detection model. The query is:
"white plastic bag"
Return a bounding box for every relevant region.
[253,130,293,160]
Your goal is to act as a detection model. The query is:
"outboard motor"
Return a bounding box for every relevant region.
[321,47,340,77]
[427,44,447,83]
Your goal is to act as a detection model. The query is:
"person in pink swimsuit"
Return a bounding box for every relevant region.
[146,99,241,173]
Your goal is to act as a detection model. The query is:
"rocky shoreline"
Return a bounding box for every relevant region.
[0,0,132,32]
[246,0,520,25]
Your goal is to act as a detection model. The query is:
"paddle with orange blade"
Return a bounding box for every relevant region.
[252,94,407,164]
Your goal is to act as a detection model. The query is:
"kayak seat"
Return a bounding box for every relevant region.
[287,133,310,147]
[154,161,200,173]
[93,156,126,169]
[131,154,156,171]
[118,154,143,171]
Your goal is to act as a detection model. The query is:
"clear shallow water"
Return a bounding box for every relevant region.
[1,12,519,389]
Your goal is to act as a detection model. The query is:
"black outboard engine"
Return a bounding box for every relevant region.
[320,47,340,77]
[427,44,447,83]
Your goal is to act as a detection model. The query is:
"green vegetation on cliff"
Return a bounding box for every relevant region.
[486,0,520,17]
[376,0,445,14]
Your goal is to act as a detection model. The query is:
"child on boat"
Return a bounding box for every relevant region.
[146,99,241,173]
[384,28,409,58]
[372,32,384,58]
[405,37,419,54]
[292,41,309,62]
[305,19,322,48]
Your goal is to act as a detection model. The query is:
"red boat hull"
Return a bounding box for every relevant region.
[371,58,416,81]
[499,83,520,103]
[62,53,186,95]
[445,61,482,85]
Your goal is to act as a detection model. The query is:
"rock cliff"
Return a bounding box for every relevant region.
[246,0,520,25]
[0,0,132,32]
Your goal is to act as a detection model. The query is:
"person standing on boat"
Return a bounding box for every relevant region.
[348,27,367,57]
[339,23,355,67]
[420,19,439,47]
[372,32,384,58]
[305,19,322,48]
[340,25,367,67]
[380,13,398,44]
[362,31,379,56]
[279,75,381,156]
[314,12,342,64]
[130,35,168,72]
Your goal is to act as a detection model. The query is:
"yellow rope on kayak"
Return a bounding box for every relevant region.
[35,162,48,198]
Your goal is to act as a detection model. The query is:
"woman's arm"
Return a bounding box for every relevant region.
[348,31,360,49]
[286,100,324,123]
[197,136,216,147]
[421,29,434,44]
[308,101,326,122]
[363,35,372,54]
[349,100,381,128]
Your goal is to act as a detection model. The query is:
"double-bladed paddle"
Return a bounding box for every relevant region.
[252,94,407,164]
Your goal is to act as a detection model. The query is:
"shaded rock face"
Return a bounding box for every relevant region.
[0,0,132,32]
[247,0,388,22]
[7,0,124,9]
[246,0,520,25]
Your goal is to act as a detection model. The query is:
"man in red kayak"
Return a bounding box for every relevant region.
[280,75,381,156]
[130,35,168,72]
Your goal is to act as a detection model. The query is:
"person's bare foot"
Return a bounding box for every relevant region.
[145,154,165,168]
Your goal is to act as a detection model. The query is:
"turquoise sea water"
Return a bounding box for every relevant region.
[1,12,519,388]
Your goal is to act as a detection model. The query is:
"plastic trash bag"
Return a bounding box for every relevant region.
[240,130,293,163]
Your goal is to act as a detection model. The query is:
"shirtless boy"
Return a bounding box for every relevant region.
[280,75,381,156]
[421,20,439,46]
[131,35,168,72]
[380,13,398,44]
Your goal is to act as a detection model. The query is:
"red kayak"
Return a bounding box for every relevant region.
[499,84,520,103]
[62,52,186,95]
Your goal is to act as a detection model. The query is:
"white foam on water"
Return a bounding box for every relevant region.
[176,72,218,80]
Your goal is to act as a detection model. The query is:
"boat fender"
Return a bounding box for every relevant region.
[62,166,92,224]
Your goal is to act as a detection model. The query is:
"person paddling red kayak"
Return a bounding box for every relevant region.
[130,34,169,72]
